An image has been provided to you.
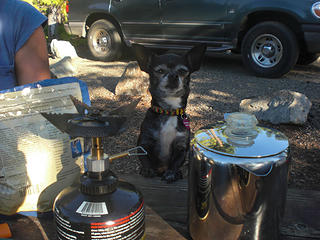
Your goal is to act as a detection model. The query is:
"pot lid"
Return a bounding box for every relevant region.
[194,125,288,158]
[194,112,288,158]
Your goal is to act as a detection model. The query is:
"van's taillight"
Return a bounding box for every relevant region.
[66,0,69,13]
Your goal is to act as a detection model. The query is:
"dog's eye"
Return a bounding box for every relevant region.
[154,68,165,74]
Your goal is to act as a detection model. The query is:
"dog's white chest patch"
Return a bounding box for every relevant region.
[159,116,184,159]
[164,97,181,109]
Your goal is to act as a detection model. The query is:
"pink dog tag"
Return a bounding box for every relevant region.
[183,117,190,130]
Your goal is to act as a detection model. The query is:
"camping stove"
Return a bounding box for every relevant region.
[42,97,146,240]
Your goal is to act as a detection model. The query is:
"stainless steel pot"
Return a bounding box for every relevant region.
[188,113,289,240]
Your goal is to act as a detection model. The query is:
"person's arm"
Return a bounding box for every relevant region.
[14,26,51,86]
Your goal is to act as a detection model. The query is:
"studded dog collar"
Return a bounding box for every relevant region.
[151,105,185,116]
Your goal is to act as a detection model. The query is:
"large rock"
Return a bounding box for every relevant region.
[115,62,149,96]
[50,56,77,78]
[50,39,78,59]
[240,90,312,124]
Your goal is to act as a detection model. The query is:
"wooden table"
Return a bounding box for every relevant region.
[120,174,320,240]
[2,174,320,240]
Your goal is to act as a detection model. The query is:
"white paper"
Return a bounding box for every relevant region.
[0,82,84,214]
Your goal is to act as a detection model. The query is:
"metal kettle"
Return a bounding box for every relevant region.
[188,112,290,240]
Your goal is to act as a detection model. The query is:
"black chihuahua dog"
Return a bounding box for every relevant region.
[132,44,207,183]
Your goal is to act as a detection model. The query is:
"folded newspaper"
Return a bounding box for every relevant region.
[0,77,90,215]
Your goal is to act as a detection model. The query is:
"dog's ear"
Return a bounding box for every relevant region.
[185,44,207,73]
[131,44,153,73]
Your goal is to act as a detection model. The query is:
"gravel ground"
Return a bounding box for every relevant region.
[49,50,320,191]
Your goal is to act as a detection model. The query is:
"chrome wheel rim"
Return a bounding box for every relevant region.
[251,34,283,68]
[92,29,111,55]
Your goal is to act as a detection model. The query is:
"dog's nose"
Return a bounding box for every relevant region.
[170,74,179,82]
[166,74,180,89]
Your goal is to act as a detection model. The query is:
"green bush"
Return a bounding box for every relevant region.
[22,0,68,21]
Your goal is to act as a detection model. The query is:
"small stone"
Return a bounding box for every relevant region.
[49,56,77,78]
[50,39,78,59]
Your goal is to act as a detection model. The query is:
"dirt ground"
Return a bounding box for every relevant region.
[49,47,320,191]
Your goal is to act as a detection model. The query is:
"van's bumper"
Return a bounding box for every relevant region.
[64,22,84,37]
[302,24,320,53]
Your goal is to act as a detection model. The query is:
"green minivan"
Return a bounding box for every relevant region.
[64,0,320,78]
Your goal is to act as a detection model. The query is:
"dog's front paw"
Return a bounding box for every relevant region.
[161,170,183,183]
[140,167,156,178]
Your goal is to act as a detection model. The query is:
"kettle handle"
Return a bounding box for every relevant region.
[238,163,273,177]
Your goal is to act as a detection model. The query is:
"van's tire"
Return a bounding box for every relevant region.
[297,52,319,65]
[87,19,122,61]
[241,21,299,78]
